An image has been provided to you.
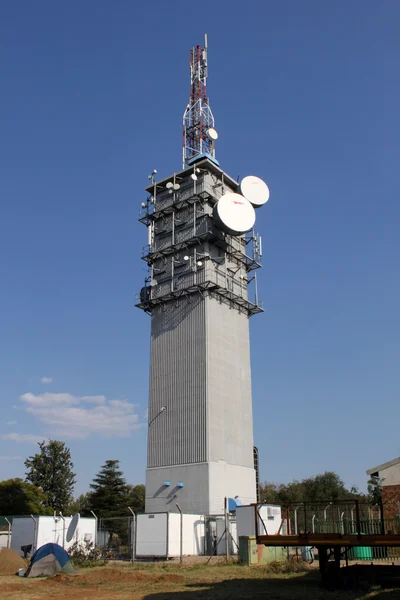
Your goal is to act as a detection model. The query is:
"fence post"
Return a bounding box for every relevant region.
[224,497,229,561]
[128,507,136,562]
[176,504,183,564]
[90,511,98,547]
[30,515,38,553]
[5,518,11,549]
[59,512,66,548]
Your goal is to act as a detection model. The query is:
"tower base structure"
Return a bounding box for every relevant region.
[146,462,256,515]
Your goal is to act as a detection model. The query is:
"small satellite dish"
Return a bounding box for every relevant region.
[66,513,80,543]
[166,182,173,189]
[173,183,180,191]
[141,202,146,208]
[240,176,270,208]
[213,192,256,236]
[207,128,218,141]
[191,173,197,181]
[150,279,158,287]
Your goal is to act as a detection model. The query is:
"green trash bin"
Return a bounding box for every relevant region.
[351,533,373,561]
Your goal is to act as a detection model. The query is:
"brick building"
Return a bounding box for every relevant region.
[367,457,400,519]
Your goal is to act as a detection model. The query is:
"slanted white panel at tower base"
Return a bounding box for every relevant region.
[136,513,205,557]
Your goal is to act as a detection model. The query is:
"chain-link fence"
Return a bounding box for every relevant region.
[97,516,135,560]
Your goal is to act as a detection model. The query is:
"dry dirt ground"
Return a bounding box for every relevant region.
[1,560,399,600]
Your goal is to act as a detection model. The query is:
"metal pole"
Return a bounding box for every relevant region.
[355,500,361,538]
[176,504,183,565]
[30,515,38,553]
[324,504,331,521]
[90,510,98,547]
[312,514,316,533]
[128,507,136,562]
[171,214,175,291]
[166,512,169,560]
[59,512,66,549]
[254,272,259,306]
[5,518,11,548]
[294,506,301,535]
[224,498,229,562]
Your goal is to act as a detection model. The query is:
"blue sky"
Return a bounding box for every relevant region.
[0,1,398,496]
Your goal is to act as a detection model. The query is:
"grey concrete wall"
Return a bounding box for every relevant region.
[145,461,256,515]
[379,464,400,486]
[206,296,254,469]
[146,463,210,514]
[147,296,207,468]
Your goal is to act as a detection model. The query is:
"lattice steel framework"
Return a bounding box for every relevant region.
[182,34,216,167]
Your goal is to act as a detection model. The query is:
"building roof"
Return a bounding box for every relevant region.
[145,157,239,194]
[366,456,400,477]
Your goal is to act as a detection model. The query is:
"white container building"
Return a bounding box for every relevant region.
[11,516,96,556]
[136,512,205,557]
[236,504,282,537]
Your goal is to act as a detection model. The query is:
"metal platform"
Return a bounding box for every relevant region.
[256,532,400,547]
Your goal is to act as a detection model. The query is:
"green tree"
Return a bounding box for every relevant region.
[127,484,145,514]
[301,472,350,502]
[25,440,76,512]
[68,492,93,517]
[260,482,280,504]
[89,460,129,517]
[260,472,368,506]
[0,478,52,515]
[367,477,382,504]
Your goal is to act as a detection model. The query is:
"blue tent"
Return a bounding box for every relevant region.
[25,543,75,577]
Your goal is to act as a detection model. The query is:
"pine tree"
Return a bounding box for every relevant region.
[25,440,76,512]
[126,484,145,514]
[89,460,129,517]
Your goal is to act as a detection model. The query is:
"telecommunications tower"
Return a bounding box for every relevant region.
[137,35,270,515]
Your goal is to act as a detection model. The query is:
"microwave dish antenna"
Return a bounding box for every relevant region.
[240,176,270,208]
[66,513,80,543]
[213,193,255,236]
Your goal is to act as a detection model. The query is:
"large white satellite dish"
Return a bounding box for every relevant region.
[66,513,80,543]
[207,127,218,141]
[240,175,270,208]
[213,193,255,236]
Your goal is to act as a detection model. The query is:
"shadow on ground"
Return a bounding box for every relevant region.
[143,570,400,600]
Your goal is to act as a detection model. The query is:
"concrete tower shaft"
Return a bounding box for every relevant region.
[137,159,263,514]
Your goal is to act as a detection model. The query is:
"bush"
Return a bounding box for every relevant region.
[68,540,107,568]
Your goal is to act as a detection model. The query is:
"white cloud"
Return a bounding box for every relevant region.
[21,392,79,408]
[81,395,106,405]
[41,377,53,384]
[6,421,17,426]
[18,392,142,440]
[0,456,22,461]
[1,433,44,443]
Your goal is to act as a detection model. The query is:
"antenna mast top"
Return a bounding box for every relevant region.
[182,34,217,167]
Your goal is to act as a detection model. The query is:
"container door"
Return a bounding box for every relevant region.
[136,513,168,557]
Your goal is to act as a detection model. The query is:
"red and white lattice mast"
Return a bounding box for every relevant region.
[182,34,218,167]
